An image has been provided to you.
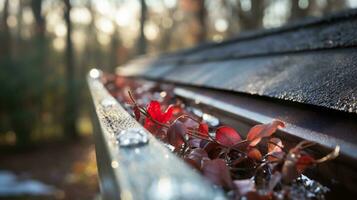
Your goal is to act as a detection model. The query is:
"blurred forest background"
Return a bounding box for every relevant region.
[0,0,356,148]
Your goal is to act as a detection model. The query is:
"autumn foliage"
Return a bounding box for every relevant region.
[105,76,339,200]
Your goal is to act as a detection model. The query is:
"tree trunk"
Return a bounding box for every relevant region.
[31,0,46,136]
[289,0,318,22]
[237,0,265,31]
[110,29,120,72]
[195,0,206,43]
[324,0,346,14]
[64,0,78,139]
[0,0,10,59]
[137,0,147,55]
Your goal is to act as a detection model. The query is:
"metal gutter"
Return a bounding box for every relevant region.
[88,69,226,200]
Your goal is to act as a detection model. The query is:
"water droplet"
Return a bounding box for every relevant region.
[101,98,116,108]
[117,128,149,147]
[160,91,167,98]
[89,68,101,79]
[111,160,119,168]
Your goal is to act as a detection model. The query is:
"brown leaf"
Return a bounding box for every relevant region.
[266,151,285,162]
[268,137,283,153]
[247,120,285,147]
[247,148,262,161]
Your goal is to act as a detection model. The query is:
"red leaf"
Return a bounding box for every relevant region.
[144,101,174,129]
[133,106,141,121]
[215,126,241,147]
[246,120,285,146]
[144,118,155,130]
[296,155,315,173]
[147,101,161,119]
[202,159,233,188]
[247,148,262,161]
[162,105,174,122]
[167,121,186,148]
[198,122,209,136]
[171,105,182,115]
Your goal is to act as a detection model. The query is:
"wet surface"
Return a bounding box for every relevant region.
[120,48,357,114]
[88,75,227,200]
[117,10,357,114]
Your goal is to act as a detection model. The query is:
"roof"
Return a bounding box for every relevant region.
[117,9,357,114]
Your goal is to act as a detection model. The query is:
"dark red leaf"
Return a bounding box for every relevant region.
[245,191,270,200]
[203,142,222,159]
[202,159,233,188]
[215,126,241,147]
[246,120,285,146]
[134,106,141,121]
[184,158,201,170]
[167,121,186,148]
[185,148,208,170]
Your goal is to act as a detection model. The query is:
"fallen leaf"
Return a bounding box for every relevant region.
[202,159,233,188]
[185,148,208,170]
[167,121,186,148]
[216,126,242,147]
[247,120,285,146]
[198,122,209,136]
[247,148,262,161]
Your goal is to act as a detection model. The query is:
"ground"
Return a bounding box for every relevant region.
[0,136,99,200]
